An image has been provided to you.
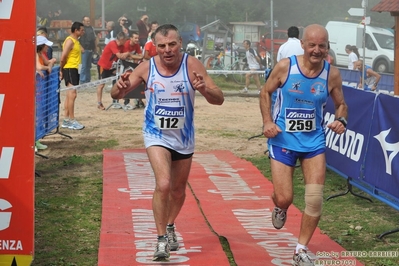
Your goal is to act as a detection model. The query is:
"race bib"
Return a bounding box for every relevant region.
[154,105,185,129]
[285,108,316,132]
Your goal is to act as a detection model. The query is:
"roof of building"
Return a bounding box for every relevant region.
[371,0,399,12]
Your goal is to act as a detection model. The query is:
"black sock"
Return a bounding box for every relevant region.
[167,223,174,228]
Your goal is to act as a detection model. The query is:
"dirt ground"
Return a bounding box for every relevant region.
[36,86,267,160]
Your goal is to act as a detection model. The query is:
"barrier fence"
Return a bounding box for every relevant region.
[324,85,399,238]
[338,67,395,94]
[35,67,60,141]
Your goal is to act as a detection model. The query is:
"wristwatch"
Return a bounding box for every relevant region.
[335,117,347,127]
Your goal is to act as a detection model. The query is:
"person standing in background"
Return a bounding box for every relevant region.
[79,16,99,84]
[354,60,381,91]
[345,44,359,70]
[96,32,129,110]
[147,21,159,41]
[59,21,85,130]
[241,39,262,93]
[277,26,304,62]
[136,15,149,48]
[104,21,116,45]
[37,27,53,60]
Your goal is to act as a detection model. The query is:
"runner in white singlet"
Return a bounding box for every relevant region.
[110,24,224,261]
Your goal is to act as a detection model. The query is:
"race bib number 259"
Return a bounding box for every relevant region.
[285,108,316,132]
[154,105,185,129]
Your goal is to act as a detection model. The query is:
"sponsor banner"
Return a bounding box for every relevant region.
[325,86,376,179]
[0,0,35,264]
[363,93,399,198]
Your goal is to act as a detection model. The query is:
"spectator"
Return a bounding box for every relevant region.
[123,31,144,109]
[37,26,53,60]
[59,21,85,130]
[114,16,129,37]
[104,21,116,45]
[96,32,130,110]
[345,44,359,70]
[325,43,334,65]
[136,15,149,48]
[354,60,381,91]
[35,35,56,150]
[277,26,304,62]
[147,21,159,41]
[79,16,99,84]
[36,35,56,76]
[241,39,262,93]
[143,32,157,60]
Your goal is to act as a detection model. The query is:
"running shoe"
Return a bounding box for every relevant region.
[61,119,71,128]
[68,120,85,130]
[35,141,48,150]
[272,207,287,229]
[152,239,170,261]
[166,226,179,251]
[124,104,135,110]
[292,249,314,266]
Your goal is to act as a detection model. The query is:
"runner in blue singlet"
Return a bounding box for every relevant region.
[259,24,348,266]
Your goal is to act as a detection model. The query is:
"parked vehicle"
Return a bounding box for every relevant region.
[258,29,287,53]
[326,21,394,73]
[173,22,204,50]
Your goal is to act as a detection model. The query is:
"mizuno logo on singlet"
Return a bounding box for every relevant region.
[155,106,185,117]
[286,112,315,119]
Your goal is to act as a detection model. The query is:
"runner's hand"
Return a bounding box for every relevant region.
[116,72,132,90]
[192,71,206,92]
[263,121,282,138]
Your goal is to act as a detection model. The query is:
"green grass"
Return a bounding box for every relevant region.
[33,140,115,266]
[245,156,399,266]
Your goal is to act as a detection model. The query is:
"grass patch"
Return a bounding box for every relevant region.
[245,156,399,266]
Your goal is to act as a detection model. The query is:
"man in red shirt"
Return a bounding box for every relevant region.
[96,32,130,110]
[124,31,143,62]
[123,31,144,109]
[143,32,157,60]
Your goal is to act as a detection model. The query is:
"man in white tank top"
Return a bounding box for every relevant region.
[111,24,224,261]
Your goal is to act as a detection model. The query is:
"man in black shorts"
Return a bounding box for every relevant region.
[59,21,85,130]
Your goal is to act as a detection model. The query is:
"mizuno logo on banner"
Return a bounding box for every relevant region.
[325,112,364,162]
[374,128,399,175]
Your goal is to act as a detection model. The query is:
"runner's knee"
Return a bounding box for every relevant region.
[304,184,324,217]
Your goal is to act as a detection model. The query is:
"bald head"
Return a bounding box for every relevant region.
[301,24,330,64]
[302,24,329,43]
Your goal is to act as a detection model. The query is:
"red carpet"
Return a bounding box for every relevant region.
[98,149,364,266]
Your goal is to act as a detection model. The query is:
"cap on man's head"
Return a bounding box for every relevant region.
[36,35,53,46]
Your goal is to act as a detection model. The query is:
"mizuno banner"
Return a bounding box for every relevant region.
[363,93,399,199]
[324,87,376,179]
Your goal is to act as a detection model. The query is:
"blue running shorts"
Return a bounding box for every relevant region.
[268,144,325,167]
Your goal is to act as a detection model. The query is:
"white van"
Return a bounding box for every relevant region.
[326,21,394,73]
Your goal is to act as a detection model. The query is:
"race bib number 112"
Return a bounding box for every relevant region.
[154,105,185,129]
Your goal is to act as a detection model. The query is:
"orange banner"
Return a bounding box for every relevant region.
[0,0,35,265]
